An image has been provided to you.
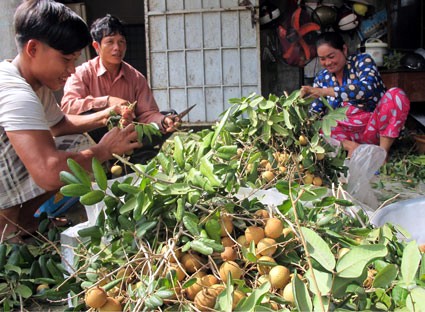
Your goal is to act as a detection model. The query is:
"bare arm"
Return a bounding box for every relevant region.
[61,66,109,114]
[300,86,335,99]
[7,125,141,191]
[51,104,135,137]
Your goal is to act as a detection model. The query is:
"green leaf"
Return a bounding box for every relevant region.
[156,152,171,175]
[234,281,270,312]
[183,212,200,236]
[278,199,292,214]
[259,98,275,110]
[200,156,221,187]
[198,238,224,253]
[156,183,192,195]
[155,288,175,299]
[320,106,348,137]
[331,270,367,299]
[262,122,271,142]
[118,183,140,195]
[4,264,21,275]
[190,240,213,255]
[299,187,328,202]
[216,145,238,160]
[66,158,92,187]
[145,294,163,309]
[78,225,102,239]
[294,273,313,312]
[336,244,387,278]
[212,106,233,148]
[216,275,234,312]
[103,278,125,292]
[205,219,222,243]
[60,184,91,197]
[15,284,32,299]
[119,196,137,214]
[173,135,185,169]
[333,199,354,206]
[91,158,107,191]
[118,215,134,231]
[406,287,425,312]
[271,123,289,137]
[420,253,425,281]
[282,109,293,129]
[373,264,398,288]
[305,268,332,296]
[174,198,185,222]
[80,190,105,206]
[313,295,330,312]
[0,283,8,293]
[247,107,258,129]
[136,221,157,237]
[189,168,215,193]
[400,241,421,287]
[275,180,291,196]
[392,285,408,307]
[301,227,336,272]
[59,171,81,185]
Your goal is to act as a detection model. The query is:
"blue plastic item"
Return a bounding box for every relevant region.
[34,193,79,218]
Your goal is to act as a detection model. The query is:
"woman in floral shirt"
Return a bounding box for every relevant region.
[301,32,410,157]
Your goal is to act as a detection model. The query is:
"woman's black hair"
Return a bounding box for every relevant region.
[316,32,345,51]
[14,0,91,55]
[90,14,126,43]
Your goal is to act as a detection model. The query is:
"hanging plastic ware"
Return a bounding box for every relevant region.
[350,0,375,16]
[312,5,338,28]
[338,11,360,31]
[277,6,321,67]
[259,2,281,26]
[322,0,344,8]
[353,2,368,16]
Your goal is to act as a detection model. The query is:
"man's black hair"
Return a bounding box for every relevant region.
[90,14,126,43]
[14,0,91,55]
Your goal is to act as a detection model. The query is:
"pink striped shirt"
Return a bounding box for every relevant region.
[61,56,164,126]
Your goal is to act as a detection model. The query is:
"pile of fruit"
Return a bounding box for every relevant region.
[0,91,424,311]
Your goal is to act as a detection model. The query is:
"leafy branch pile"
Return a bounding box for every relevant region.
[1,91,424,311]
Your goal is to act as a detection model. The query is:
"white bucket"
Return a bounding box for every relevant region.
[359,38,388,67]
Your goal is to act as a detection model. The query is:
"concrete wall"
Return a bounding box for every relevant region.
[0,0,21,60]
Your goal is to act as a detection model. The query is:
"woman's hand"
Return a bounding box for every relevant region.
[300,86,335,99]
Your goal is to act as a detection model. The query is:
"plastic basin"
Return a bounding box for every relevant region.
[370,197,425,244]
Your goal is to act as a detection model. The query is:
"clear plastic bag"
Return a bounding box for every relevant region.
[347,144,387,210]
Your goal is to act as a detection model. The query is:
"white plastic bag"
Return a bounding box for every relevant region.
[347,144,386,210]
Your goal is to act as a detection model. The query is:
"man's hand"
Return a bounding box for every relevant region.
[107,101,136,128]
[99,123,142,157]
[108,96,129,107]
[161,115,181,133]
